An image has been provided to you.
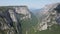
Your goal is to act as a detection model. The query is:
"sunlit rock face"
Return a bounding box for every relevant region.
[37,3,60,31]
[8,6,31,21]
[14,6,31,20]
[15,6,29,15]
[8,9,17,22]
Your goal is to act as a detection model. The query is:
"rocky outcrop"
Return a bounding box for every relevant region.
[14,6,31,20]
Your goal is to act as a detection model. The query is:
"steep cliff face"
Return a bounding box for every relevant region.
[0,7,16,34]
[14,6,31,20]
[36,3,60,31]
[0,6,32,34]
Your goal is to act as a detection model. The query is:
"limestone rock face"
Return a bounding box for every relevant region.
[0,6,31,34]
[37,3,60,31]
[14,6,31,20]
[15,6,29,15]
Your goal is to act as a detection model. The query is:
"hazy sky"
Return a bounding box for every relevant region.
[0,0,60,9]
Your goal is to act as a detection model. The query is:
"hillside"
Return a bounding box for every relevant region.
[0,6,38,34]
[32,3,60,34]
